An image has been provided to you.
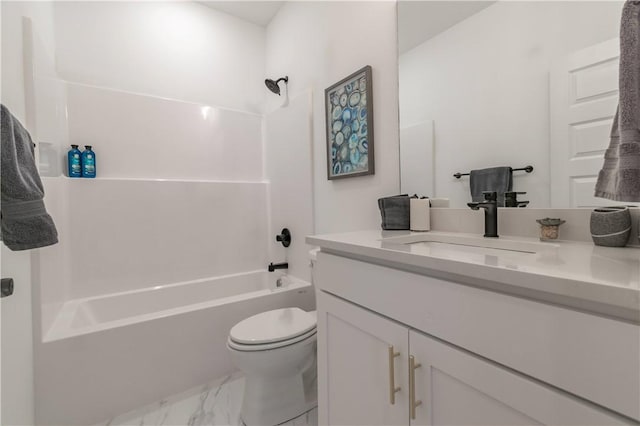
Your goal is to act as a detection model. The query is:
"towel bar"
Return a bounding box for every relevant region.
[454,165,533,179]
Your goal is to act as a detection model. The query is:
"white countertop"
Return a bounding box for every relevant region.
[307,230,640,322]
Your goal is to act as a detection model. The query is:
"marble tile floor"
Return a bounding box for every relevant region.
[98,373,317,426]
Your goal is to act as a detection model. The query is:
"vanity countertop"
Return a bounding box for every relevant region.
[307,230,640,322]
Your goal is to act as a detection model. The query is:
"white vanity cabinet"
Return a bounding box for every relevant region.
[318,291,630,426]
[408,329,630,426]
[315,252,639,425]
[317,291,409,426]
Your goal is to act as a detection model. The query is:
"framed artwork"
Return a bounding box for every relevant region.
[325,65,374,180]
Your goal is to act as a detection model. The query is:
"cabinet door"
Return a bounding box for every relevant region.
[317,291,410,426]
[408,331,629,426]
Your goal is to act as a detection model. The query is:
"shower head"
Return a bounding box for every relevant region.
[265,76,288,96]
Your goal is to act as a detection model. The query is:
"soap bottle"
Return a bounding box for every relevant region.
[81,145,96,178]
[67,145,82,177]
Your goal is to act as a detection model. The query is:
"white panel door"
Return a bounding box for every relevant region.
[550,38,624,208]
[317,291,409,426]
[409,330,629,426]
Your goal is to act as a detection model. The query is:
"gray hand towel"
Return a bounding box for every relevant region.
[469,166,513,206]
[1,104,58,250]
[595,1,640,202]
[378,194,416,230]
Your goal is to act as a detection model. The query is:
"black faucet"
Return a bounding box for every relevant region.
[268,262,288,272]
[467,191,499,238]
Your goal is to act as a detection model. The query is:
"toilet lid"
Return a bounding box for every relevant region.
[229,308,317,345]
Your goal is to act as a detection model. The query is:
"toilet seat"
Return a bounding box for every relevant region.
[228,328,316,351]
[228,307,317,352]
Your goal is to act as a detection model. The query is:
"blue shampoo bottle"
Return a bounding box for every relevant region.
[67,145,82,177]
[81,145,96,178]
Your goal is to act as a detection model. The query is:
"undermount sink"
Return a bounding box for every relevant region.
[381,232,558,254]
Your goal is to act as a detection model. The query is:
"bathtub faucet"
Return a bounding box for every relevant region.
[268,262,288,272]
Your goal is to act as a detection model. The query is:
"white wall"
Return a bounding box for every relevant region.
[30,0,269,308]
[399,1,622,208]
[1,1,56,118]
[265,1,400,234]
[53,1,266,113]
[42,178,269,301]
[63,82,264,180]
[265,91,314,283]
[42,1,268,177]
[0,2,57,425]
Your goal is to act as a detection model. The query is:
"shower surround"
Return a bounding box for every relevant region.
[32,81,314,425]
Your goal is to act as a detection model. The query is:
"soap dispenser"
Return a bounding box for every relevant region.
[67,145,82,177]
[81,145,96,178]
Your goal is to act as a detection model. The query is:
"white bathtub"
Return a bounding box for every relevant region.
[44,270,307,342]
[36,271,315,425]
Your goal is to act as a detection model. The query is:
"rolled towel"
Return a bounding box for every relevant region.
[469,166,513,206]
[1,104,58,251]
[377,194,416,230]
[595,1,640,202]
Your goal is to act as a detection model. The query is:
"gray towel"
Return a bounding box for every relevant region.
[469,166,512,206]
[1,104,58,250]
[378,194,416,230]
[595,1,640,202]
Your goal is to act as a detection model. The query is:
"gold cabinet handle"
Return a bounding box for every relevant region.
[409,355,422,420]
[388,345,401,404]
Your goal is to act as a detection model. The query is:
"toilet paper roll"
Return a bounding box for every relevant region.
[410,198,430,231]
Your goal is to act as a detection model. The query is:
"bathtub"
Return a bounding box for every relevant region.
[44,270,309,341]
[35,271,315,425]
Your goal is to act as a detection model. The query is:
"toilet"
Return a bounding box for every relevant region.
[227,307,317,426]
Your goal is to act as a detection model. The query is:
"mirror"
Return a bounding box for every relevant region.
[398,1,624,208]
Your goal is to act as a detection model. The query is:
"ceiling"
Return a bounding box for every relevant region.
[198,1,285,27]
[197,1,494,50]
[398,1,495,54]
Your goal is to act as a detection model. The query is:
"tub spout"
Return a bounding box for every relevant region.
[268,262,288,272]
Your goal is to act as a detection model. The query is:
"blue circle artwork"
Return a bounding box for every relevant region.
[348,133,359,149]
[328,71,369,177]
[359,138,368,153]
[342,125,352,140]
[350,148,360,165]
[333,162,341,175]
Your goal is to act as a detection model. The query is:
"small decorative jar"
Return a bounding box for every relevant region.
[590,206,631,247]
[536,218,566,241]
